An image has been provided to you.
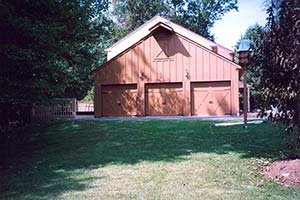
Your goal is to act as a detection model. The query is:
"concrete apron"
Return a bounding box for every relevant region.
[75,115,258,121]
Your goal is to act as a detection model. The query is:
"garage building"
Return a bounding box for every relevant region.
[92,16,241,117]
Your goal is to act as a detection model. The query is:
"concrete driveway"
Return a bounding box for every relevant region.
[75,115,258,121]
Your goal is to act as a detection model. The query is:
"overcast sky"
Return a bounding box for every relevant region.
[211,0,268,50]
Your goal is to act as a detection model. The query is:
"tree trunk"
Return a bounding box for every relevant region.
[297,100,300,146]
[294,98,300,148]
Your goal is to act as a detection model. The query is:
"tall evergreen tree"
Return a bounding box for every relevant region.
[259,0,300,156]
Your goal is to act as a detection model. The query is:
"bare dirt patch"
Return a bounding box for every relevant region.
[261,159,300,187]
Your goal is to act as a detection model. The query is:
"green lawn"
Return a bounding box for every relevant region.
[1,120,299,200]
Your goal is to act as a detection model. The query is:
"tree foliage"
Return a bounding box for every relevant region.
[111,0,238,40]
[172,0,238,39]
[0,0,111,130]
[1,0,110,102]
[258,0,300,157]
[111,0,168,37]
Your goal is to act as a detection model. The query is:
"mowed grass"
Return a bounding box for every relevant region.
[1,120,300,200]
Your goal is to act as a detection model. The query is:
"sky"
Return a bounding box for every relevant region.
[211,0,268,50]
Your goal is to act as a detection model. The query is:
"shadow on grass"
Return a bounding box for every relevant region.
[0,120,288,199]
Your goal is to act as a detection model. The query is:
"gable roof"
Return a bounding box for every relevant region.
[91,16,240,75]
[105,16,235,61]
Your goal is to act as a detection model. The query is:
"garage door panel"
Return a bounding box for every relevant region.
[191,90,209,114]
[102,84,138,116]
[146,83,183,116]
[191,81,231,116]
[211,89,231,115]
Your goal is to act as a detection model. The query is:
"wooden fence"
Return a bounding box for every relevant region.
[32,98,76,121]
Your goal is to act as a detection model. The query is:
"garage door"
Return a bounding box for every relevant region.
[101,84,137,116]
[191,81,231,116]
[146,83,183,116]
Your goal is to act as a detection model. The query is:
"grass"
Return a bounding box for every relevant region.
[0,120,300,199]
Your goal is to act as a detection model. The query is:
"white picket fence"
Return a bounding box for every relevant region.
[32,98,76,121]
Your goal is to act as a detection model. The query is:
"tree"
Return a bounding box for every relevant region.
[172,0,238,39]
[258,0,300,157]
[111,0,238,40]
[111,0,168,38]
[0,0,111,128]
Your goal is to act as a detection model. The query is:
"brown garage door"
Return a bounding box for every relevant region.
[146,83,183,116]
[191,81,231,116]
[102,84,137,116]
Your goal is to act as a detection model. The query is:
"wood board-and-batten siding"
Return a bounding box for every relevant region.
[94,30,240,116]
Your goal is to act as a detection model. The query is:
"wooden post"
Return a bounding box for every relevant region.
[94,82,102,117]
[237,39,250,128]
[183,70,191,116]
[137,81,145,116]
[247,86,250,112]
[243,69,248,128]
[238,50,249,129]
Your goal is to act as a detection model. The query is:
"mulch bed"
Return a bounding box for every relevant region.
[261,159,300,187]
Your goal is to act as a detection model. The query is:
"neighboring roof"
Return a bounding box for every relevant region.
[105,16,235,61]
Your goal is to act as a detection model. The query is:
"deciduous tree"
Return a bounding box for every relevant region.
[0,0,111,129]
[173,0,238,39]
[111,0,238,40]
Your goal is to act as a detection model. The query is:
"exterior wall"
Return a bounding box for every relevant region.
[94,30,240,117]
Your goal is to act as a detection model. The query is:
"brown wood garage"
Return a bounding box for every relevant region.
[92,16,241,117]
